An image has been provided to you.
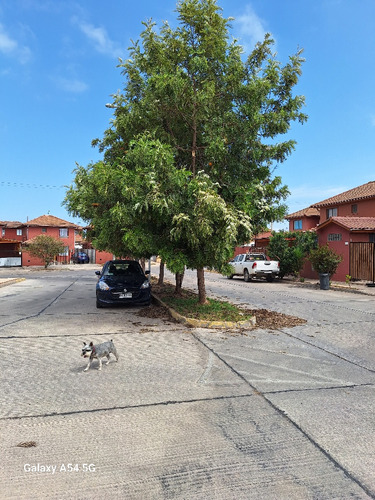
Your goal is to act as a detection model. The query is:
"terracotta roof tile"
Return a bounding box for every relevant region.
[286,207,320,219]
[0,220,24,228]
[319,216,375,231]
[254,231,273,239]
[26,215,79,228]
[312,181,375,207]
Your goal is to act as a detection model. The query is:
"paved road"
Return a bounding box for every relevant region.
[0,265,374,499]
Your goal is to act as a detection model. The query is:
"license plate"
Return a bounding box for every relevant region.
[119,292,132,298]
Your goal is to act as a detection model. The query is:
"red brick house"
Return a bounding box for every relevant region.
[22,215,81,266]
[1,215,115,266]
[286,181,375,281]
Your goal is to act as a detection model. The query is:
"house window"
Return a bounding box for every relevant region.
[41,228,47,233]
[16,229,22,236]
[59,228,68,238]
[369,234,375,243]
[293,220,302,230]
[326,208,337,218]
[328,233,342,241]
[351,204,358,214]
[2,228,5,237]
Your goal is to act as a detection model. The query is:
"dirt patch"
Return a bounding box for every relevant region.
[138,304,174,321]
[250,308,306,329]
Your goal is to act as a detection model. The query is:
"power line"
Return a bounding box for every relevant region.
[0,181,66,190]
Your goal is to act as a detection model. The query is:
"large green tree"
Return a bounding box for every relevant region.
[65,0,307,303]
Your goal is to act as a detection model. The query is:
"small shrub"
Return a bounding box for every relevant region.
[308,245,342,276]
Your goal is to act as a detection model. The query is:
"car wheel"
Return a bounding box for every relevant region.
[244,269,251,282]
[96,298,104,308]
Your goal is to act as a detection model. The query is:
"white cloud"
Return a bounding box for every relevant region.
[73,18,123,59]
[235,5,268,50]
[54,77,88,93]
[0,26,17,52]
[0,23,31,63]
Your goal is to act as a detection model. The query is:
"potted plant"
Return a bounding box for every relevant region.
[308,245,343,289]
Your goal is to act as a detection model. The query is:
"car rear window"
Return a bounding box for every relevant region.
[104,263,142,276]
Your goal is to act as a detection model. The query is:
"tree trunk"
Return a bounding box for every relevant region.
[140,257,146,272]
[175,270,184,295]
[197,267,208,304]
[191,76,197,177]
[158,260,165,285]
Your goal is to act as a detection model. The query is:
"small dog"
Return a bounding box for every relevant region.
[81,340,119,372]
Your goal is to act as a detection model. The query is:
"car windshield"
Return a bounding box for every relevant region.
[103,262,142,276]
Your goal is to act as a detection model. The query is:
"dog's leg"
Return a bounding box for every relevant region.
[105,355,111,365]
[114,349,119,362]
[98,357,102,371]
[83,358,91,372]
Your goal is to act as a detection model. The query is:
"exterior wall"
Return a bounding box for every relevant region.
[300,260,318,280]
[316,224,350,281]
[1,227,25,241]
[95,250,114,264]
[233,245,253,257]
[22,249,72,266]
[22,250,46,267]
[318,199,375,224]
[288,216,320,232]
[27,226,75,248]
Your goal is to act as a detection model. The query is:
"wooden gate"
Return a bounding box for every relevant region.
[349,242,375,281]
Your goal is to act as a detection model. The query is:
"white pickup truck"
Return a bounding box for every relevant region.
[227,253,280,282]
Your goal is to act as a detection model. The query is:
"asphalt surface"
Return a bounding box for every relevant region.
[0,264,374,499]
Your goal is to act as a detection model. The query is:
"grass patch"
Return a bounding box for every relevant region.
[152,280,254,322]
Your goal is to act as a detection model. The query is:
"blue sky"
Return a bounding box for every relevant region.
[1,0,375,230]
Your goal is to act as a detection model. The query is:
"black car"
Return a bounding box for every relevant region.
[95,260,151,308]
[72,251,90,264]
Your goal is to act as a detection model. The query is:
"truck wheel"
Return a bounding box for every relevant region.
[244,269,251,282]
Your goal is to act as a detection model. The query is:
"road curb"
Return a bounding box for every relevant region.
[152,293,256,329]
[0,278,25,288]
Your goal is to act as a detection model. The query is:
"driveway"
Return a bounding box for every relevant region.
[0,265,374,499]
